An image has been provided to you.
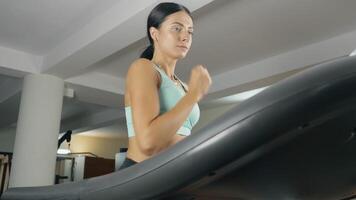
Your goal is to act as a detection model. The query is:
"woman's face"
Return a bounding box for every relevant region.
[151,11,194,59]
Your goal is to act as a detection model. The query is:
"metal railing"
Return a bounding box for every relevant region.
[0,154,10,195]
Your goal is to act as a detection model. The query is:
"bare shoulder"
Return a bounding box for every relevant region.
[126,58,159,86]
[128,58,154,74]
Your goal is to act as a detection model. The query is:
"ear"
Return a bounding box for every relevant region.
[149,27,159,42]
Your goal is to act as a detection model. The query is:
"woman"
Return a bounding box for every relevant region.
[119,2,212,170]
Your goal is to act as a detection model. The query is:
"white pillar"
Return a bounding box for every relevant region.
[9,74,64,188]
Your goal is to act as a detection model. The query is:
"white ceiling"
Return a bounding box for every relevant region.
[94,0,356,78]
[1,0,356,138]
[0,0,120,55]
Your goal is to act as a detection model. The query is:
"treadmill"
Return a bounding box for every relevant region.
[1,55,356,200]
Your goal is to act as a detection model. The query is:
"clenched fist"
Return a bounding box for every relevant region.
[187,65,212,102]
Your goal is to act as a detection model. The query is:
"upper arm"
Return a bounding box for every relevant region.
[126,59,160,146]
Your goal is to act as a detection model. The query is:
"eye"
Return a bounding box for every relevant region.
[172,26,182,32]
[188,31,194,35]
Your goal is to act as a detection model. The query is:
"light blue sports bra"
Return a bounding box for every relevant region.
[125,63,200,137]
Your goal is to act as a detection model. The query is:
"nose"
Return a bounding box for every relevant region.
[181,31,190,42]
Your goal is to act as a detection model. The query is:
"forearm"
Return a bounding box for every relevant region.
[145,93,197,154]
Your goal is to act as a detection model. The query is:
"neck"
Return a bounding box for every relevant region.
[151,52,177,79]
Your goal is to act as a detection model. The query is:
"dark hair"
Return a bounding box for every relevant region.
[140,2,192,60]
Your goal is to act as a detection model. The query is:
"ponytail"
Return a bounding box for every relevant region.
[140,44,154,60]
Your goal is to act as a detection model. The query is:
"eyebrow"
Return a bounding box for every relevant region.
[171,22,193,29]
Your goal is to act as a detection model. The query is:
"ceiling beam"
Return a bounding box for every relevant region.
[204,29,356,101]
[0,46,41,77]
[41,0,215,79]
[65,72,125,95]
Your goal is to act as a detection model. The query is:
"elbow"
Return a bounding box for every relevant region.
[142,139,170,156]
[140,142,157,156]
[136,131,161,156]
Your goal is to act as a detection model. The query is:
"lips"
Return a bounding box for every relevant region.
[177,45,188,50]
